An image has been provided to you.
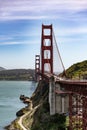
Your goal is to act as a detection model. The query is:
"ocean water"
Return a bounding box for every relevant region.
[0,81,36,130]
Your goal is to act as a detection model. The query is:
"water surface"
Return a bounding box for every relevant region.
[0,81,36,129]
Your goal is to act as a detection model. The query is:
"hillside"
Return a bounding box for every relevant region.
[0,69,35,80]
[66,60,87,79]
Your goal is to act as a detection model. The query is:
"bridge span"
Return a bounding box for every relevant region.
[35,24,87,130]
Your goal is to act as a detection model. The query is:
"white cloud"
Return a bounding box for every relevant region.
[0,41,22,45]
[0,0,87,45]
[0,0,87,20]
[0,15,47,21]
[0,35,13,40]
[54,26,87,38]
[0,40,39,45]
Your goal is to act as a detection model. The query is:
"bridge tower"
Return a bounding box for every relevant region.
[41,24,53,75]
[35,55,40,81]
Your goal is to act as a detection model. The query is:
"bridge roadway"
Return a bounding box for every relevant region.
[42,72,87,95]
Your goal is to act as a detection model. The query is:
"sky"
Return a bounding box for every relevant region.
[0,0,87,70]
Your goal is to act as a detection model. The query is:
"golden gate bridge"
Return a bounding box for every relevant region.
[35,24,87,130]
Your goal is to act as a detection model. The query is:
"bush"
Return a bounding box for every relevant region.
[31,124,42,130]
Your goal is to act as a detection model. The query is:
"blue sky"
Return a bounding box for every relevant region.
[0,0,87,70]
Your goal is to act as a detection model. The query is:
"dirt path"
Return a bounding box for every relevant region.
[18,101,40,130]
[18,101,33,130]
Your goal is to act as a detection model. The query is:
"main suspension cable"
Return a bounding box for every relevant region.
[52,28,66,75]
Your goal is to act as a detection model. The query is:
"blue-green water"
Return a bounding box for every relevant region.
[0,81,36,130]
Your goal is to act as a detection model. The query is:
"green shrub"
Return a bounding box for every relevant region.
[31,124,42,130]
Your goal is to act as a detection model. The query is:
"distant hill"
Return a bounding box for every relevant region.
[0,69,35,80]
[66,60,87,79]
[0,67,5,71]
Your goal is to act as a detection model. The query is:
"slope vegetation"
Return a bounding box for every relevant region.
[66,60,87,79]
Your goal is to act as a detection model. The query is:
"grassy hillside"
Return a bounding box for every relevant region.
[66,60,87,79]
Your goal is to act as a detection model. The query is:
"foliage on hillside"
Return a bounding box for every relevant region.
[66,60,87,79]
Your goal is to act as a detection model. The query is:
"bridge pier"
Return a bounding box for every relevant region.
[61,97,64,113]
[49,76,56,115]
[55,83,62,113]
[49,76,69,115]
[55,82,69,114]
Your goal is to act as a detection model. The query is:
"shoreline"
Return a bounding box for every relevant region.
[4,99,41,130]
[4,96,32,130]
[0,80,36,130]
[4,80,51,130]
